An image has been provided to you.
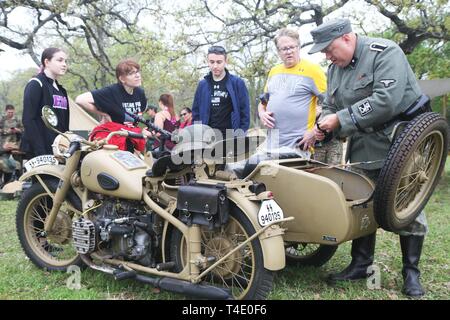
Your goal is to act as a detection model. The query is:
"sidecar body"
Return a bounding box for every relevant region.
[244,111,448,245]
[246,158,377,245]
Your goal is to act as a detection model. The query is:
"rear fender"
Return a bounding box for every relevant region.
[227,189,286,271]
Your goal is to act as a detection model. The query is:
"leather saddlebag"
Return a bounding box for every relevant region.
[177,183,229,229]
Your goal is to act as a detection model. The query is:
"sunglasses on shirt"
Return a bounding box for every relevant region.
[208,46,227,55]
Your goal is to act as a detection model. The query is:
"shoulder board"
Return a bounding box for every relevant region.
[28,77,43,87]
[369,42,388,52]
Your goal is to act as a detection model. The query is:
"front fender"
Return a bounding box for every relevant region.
[227,189,286,271]
[19,165,66,183]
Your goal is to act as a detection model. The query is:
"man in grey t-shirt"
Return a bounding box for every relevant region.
[258,28,326,152]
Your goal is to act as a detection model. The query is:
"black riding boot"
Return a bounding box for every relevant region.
[400,235,425,297]
[328,232,376,283]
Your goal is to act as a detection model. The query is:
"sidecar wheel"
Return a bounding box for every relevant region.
[374,112,448,232]
[16,179,84,271]
[170,203,274,300]
[285,243,337,267]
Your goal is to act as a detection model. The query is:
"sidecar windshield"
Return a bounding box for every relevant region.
[171,124,265,164]
[208,135,266,162]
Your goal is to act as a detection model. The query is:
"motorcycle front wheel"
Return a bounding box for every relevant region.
[16,179,84,271]
[170,203,274,300]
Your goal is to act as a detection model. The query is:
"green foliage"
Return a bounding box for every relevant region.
[405,41,450,80]
[0,69,36,115]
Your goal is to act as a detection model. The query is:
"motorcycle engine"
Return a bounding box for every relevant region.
[73,198,162,267]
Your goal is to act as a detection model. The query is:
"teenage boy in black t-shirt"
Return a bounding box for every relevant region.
[208,74,233,136]
[75,59,147,124]
[192,46,250,140]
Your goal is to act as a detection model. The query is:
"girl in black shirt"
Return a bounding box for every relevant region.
[22,47,70,158]
[75,59,147,124]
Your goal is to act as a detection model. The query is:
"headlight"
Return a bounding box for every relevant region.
[52,133,80,159]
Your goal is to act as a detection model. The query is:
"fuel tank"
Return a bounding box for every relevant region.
[80,145,149,200]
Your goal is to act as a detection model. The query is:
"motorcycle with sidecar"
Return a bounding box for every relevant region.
[17,106,448,299]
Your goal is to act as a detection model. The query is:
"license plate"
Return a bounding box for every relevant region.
[257,199,284,226]
[24,155,58,172]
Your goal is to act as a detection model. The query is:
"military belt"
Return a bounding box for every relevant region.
[356,94,430,134]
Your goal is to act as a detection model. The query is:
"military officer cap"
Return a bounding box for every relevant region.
[309,18,352,54]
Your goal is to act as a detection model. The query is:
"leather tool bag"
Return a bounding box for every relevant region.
[177,183,229,229]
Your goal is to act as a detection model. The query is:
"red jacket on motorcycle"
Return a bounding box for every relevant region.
[89,122,146,152]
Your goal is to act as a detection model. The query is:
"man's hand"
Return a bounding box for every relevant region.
[298,130,316,151]
[317,114,340,133]
[259,110,275,128]
[313,126,325,141]
[142,128,153,138]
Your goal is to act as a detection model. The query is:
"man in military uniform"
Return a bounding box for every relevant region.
[0,104,23,185]
[0,105,23,146]
[309,19,427,297]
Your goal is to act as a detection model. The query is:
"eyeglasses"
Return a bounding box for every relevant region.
[278,45,298,53]
[127,70,141,76]
[208,45,227,55]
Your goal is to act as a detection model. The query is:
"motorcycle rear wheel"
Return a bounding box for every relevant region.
[16,179,84,271]
[285,243,337,267]
[170,204,274,300]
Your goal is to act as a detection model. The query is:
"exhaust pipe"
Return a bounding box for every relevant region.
[135,274,233,300]
[83,254,232,300]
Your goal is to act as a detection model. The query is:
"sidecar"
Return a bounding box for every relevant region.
[243,112,449,266]
[247,158,376,245]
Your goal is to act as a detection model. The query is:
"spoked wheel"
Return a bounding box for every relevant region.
[170,204,273,300]
[285,243,337,267]
[374,112,448,232]
[16,179,84,270]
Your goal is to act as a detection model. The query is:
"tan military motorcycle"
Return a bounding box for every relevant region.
[243,109,448,267]
[16,106,293,300]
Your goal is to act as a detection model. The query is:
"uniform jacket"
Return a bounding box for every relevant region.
[192,69,250,132]
[0,115,23,145]
[322,35,422,169]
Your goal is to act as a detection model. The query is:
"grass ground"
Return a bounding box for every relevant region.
[0,159,448,300]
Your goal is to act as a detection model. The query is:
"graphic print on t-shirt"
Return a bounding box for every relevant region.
[53,95,68,109]
[122,101,142,114]
[212,84,229,105]
[208,79,233,133]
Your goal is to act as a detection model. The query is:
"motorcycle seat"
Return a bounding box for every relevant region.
[146,154,185,177]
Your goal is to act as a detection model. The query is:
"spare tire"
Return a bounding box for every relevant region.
[374,112,448,232]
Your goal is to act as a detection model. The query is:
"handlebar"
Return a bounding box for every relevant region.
[126,131,145,139]
[125,111,172,139]
[60,116,156,157]
[64,141,81,158]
